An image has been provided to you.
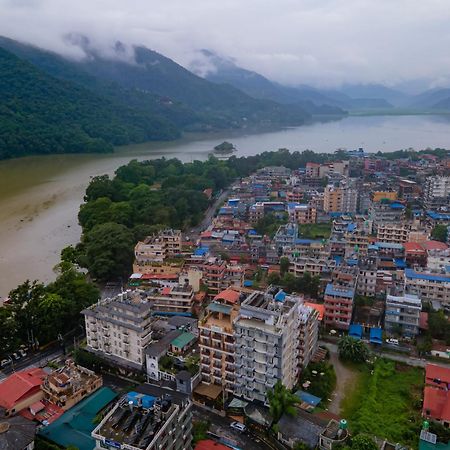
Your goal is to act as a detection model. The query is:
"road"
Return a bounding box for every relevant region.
[189,189,230,239]
[193,406,274,450]
[321,341,450,369]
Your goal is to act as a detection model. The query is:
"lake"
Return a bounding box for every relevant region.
[1,114,450,297]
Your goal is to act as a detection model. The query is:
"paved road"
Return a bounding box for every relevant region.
[189,189,230,240]
[193,406,273,450]
[321,340,450,368]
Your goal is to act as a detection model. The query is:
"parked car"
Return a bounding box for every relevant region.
[386,338,399,345]
[19,349,27,358]
[1,358,12,368]
[230,422,246,432]
[12,352,21,360]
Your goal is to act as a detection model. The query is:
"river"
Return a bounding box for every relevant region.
[1,114,450,297]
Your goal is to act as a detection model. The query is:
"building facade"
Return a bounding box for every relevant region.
[384,293,421,337]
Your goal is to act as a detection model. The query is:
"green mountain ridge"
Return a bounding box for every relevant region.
[0,46,179,160]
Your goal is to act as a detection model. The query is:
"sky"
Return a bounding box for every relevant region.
[1,0,450,89]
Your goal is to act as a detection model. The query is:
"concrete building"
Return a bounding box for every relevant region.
[198,296,239,397]
[377,223,411,244]
[288,203,317,224]
[0,407,36,450]
[323,186,343,213]
[369,200,406,231]
[92,387,192,450]
[384,293,421,337]
[323,284,355,330]
[424,176,450,209]
[405,268,450,309]
[234,289,312,404]
[82,290,154,370]
[42,360,103,410]
[134,229,182,264]
[289,257,336,278]
[145,284,195,315]
[427,248,450,272]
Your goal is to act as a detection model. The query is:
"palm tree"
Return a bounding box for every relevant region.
[267,381,299,423]
[338,336,369,363]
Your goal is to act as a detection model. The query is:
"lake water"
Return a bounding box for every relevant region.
[1,114,450,297]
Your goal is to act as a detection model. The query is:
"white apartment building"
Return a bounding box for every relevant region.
[376,223,411,244]
[427,249,450,272]
[145,284,195,315]
[134,229,182,264]
[233,289,315,404]
[385,293,421,337]
[424,176,450,208]
[82,290,153,370]
[405,268,450,309]
[298,305,320,368]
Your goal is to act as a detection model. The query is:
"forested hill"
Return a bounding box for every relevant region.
[0,46,180,159]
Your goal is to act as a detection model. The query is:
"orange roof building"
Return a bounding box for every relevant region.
[0,368,46,415]
[305,302,325,321]
[423,387,450,425]
[195,439,232,450]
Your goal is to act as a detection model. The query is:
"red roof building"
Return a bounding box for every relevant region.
[423,240,449,252]
[425,364,450,388]
[404,242,427,267]
[305,302,325,321]
[213,288,241,305]
[0,368,47,415]
[423,387,450,425]
[195,440,232,450]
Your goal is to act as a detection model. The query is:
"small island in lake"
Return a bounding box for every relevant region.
[213,141,236,153]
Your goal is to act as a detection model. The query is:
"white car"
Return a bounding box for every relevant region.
[12,352,21,360]
[230,422,246,432]
[1,358,12,368]
[19,349,27,358]
[386,338,399,345]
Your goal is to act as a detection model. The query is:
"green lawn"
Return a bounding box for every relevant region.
[298,223,331,239]
[341,359,423,449]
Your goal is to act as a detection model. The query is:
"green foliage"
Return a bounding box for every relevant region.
[192,420,210,445]
[0,264,100,357]
[354,295,375,307]
[0,47,179,160]
[349,435,378,450]
[214,141,235,152]
[431,224,448,243]
[299,361,336,402]
[298,222,332,239]
[255,212,288,237]
[338,337,370,363]
[267,380,299,423]
[184,355,200,376]
[342,359,423,448]
[280,257,290,276]
[293,442,310,450]
[34,437,62,450]
[427,310,450,344]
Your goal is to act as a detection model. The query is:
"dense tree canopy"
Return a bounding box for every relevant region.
[338,336,370,363]
[267,380,299,423]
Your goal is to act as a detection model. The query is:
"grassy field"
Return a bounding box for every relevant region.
[341,359,423,449]
[298,223,331,239]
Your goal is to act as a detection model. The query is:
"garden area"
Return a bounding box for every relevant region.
[341,358,423,449]
[298,222,332,239]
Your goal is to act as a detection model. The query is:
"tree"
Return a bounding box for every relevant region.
[338,336,370,363]
[280,257,290,276]
[82,222,135,281]
[267,380,299,423]
[350,434,378,450]
[431,224,448,243]
[0,308,19,358]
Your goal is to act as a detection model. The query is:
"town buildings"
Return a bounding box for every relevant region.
[384,293,421,337]
[424,176,450,209]
[323,284,355,330]
[82,290,154,370]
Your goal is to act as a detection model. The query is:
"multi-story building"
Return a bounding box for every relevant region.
[288,203,317,224]
[145,284,195,315]
[323,284,355,330]
[398,179,421,202]
[248,202,285,224]
[372,191,397,202]
[384,293,421,337]
[427,248,450,272]
[298,305,320,368]
[200,259,227,296]
[369,200,405,231]
[424,176,450,209]
[274,223,298,252]
[376,223,411,244]
[341,186,358,214]
[42,360,103,410]
[356,260,377,297]
[92,387,192,450]
[134,229,182,264]
[82,290,154,370]
[289,257,336,278]
[234,289,306,403]
[198,291,239,397]
[405,268,450,309]
[323,186,343,213]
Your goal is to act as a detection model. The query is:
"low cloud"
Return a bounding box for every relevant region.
[1,0,449,88]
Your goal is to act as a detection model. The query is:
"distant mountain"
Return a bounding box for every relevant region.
[195,50,399,112]
[194,50,345,115]
[338,83,408,106]
[408,87,450,110]
[0,46,179,160]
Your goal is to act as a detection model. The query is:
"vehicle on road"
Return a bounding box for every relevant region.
[12,352,21,360]
[19,349,27,358]
[230,422,246,432]
[1,358,12,368]
[386,338,399,345]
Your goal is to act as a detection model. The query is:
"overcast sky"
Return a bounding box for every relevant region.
[1,0,450,89]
